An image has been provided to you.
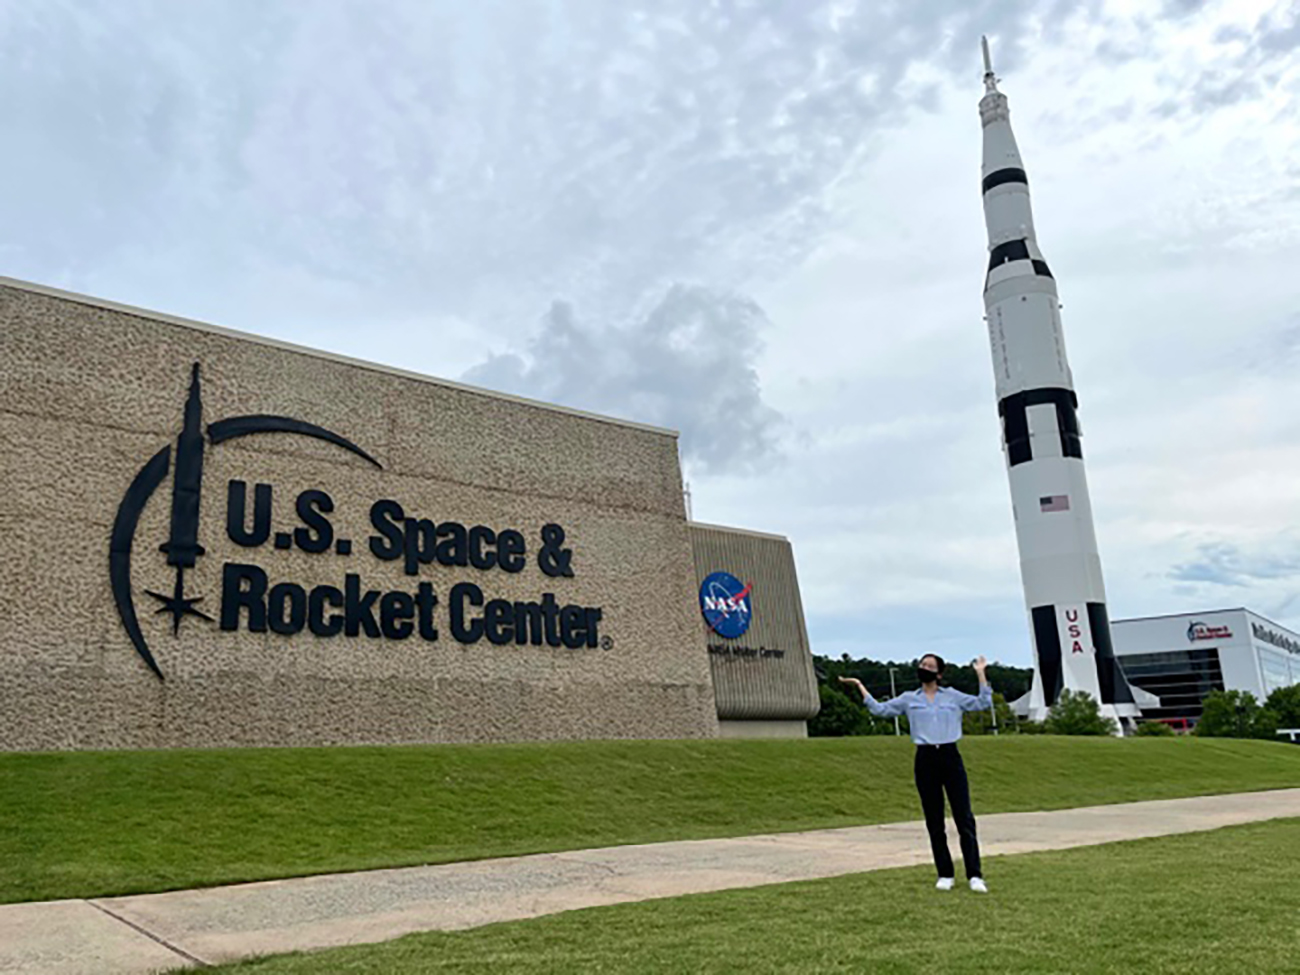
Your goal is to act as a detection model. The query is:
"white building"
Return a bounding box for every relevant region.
[1110,608,1300,727]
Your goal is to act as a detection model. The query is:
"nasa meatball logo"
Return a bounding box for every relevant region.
[699,571,753,639]
[111,362,606,681]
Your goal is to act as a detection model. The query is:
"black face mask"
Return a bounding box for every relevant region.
[918,668,939,685]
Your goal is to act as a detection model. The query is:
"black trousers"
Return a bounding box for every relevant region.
[913,743,981,879]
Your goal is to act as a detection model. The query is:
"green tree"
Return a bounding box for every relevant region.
[808,684,869,737]
[807,683,900,737]
[1253,706,1280,741]
[1263,685,1300,730]
[1044,689,1118,736]
[1134,720,1176,737]
[1194,689,1278,740]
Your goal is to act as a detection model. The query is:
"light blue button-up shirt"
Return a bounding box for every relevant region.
[861,684,993,745]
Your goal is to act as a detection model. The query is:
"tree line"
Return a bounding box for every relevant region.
[1187,686,1300,740]
[809,652,1300,741]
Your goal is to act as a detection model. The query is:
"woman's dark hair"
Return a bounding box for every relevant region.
[920,653,946,673]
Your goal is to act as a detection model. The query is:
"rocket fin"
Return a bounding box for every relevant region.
[1088,603,1136,705]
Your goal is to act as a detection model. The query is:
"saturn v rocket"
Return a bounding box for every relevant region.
[978,38,1141,727]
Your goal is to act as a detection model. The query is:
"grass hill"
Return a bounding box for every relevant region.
[4,735,1297,904]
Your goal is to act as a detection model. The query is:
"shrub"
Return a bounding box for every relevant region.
[1044,689,1118,736]
[808,683,900,737]
[1194,689,1278,740]
[1134,720,1176,737]
[1252,706,1280,741]
[1263,685,1300,730]
[808,683,867,737]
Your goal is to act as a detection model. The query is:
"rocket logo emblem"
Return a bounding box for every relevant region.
[699,571,754,639]
[148,364,213,636]
[109,363,382,680]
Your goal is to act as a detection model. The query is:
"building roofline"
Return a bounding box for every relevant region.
[1113,607,1248,624]
[0,275,680,439]
[689,520,790,542]
[1114,606,1300,637]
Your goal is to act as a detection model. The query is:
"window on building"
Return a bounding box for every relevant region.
[1259,651,1292,697]
[1116,648,1224,721]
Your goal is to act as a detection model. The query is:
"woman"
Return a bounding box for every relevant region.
[839,654,993,893]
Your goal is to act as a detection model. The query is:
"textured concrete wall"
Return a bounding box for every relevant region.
[0,279,719,751]
[689,523,819,721]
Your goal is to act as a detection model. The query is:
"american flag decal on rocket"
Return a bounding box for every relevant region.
[1039,495,1069,512]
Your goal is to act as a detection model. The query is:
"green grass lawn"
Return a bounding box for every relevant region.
[3,736,1297,904]
[205,817,1300,975]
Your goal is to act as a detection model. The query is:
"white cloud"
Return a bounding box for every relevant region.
[462,285,785,475]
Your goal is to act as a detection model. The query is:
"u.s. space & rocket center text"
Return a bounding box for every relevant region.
[220,483,606,649]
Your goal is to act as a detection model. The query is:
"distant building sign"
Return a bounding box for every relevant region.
[1186,621,1233,643]
[699,571,753,639]
[1251,622,1300,655]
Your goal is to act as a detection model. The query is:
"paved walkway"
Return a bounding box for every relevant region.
[4,788,1299,974]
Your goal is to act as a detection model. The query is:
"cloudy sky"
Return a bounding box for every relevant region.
[3,0,1299,668]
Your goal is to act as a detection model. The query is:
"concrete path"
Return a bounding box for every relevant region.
[4,788,1299,974]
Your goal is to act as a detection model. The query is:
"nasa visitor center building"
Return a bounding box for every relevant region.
[0,277,819,752]
[1109,609,1300,726]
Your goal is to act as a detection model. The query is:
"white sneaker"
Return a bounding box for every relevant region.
[969,877,988,893]
[935,877,955,891]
